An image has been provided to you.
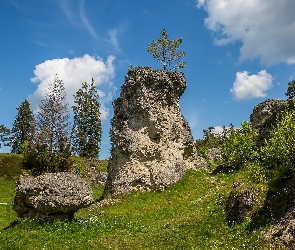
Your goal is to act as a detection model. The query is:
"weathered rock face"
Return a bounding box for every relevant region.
[250,99,294,144]
[13,172,93,221]
[103,67,197,196]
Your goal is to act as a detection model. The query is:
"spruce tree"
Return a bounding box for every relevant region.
[72,78,102,158]
[10,100,35,153]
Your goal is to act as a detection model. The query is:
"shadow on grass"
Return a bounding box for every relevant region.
[247,176,294,232]
[2,220,21,231]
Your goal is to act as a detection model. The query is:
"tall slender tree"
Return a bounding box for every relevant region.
[72,78,102,158]
[10,100,35,153]
[36,75,70,153]
[23,75,71,174]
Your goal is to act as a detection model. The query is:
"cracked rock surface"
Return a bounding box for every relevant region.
[13,172,93,221]
[103,67,200,197]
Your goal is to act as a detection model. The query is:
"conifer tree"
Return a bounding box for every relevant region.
[36,75,70,153]
[147,29,187,71]
[23,75,71,174]
[72,78,102,158]
[10,100,35,153]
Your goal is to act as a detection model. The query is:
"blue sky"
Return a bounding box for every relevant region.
[1,0,295,159]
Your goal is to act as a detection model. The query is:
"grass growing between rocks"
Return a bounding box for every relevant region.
[0,167,274,250]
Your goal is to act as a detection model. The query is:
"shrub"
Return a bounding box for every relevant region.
[260,109,295,178]
[22,142,72,176]
[220,121,258,170]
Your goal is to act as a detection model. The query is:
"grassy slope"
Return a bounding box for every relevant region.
[0,164,271,250]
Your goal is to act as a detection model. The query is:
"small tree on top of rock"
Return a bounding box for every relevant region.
[147,29,186,72]
[285,80,295,99]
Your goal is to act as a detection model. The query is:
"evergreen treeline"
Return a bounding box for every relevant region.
[0,75,102,175]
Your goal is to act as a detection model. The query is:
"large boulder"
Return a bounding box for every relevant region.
[13,172,93,221]
[102,67,199,197]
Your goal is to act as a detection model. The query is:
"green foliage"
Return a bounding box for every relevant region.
[195,126,223,159]
[10,100,35,154]
[147,29,186,71]
[260,109,295,177]
[23,75,71,175]
[0,124,10,149]
[0,154,23,179]
[35,75,70,153]
[72,79,102,158]
[285,79,295,99]
[220,121,258,169]
[22,142,72,175]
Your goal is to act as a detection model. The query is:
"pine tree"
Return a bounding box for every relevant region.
[147,29,186,71]
[23,75,71,174]
[36,75,70,153]
[10,100,35,153]
[72,78,102,158]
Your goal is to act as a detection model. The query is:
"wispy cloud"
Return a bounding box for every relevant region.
[58,0,76,25]
[106,29,120,52]
[79,0,98,40]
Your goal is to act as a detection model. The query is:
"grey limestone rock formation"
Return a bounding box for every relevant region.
[103,66,200,196]
[13,172,93,221]
[250,99,294,144]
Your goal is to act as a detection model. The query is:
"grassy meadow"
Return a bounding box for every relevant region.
[0,154,279,249]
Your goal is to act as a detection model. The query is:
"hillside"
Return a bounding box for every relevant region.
[0,154,278,249]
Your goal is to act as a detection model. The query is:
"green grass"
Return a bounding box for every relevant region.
[0,167,273,250]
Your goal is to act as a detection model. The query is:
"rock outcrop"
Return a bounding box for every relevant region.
[225,184,256,224]
[13,172,93,221]
[103,67,199,197]
[250,99,294,144]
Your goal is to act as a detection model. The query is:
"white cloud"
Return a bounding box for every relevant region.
[230,70,273,100]
[28,54,116,120]
[212,126,224,135]
[197,0,295,65]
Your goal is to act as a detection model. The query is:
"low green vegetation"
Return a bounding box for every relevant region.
[0,157,275,249]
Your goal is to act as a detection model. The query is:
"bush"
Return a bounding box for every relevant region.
[22,143,72,176]
[220,121,258,170]
[0,154,23,179]
[195,127,224,159]
[260,109,295,178]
